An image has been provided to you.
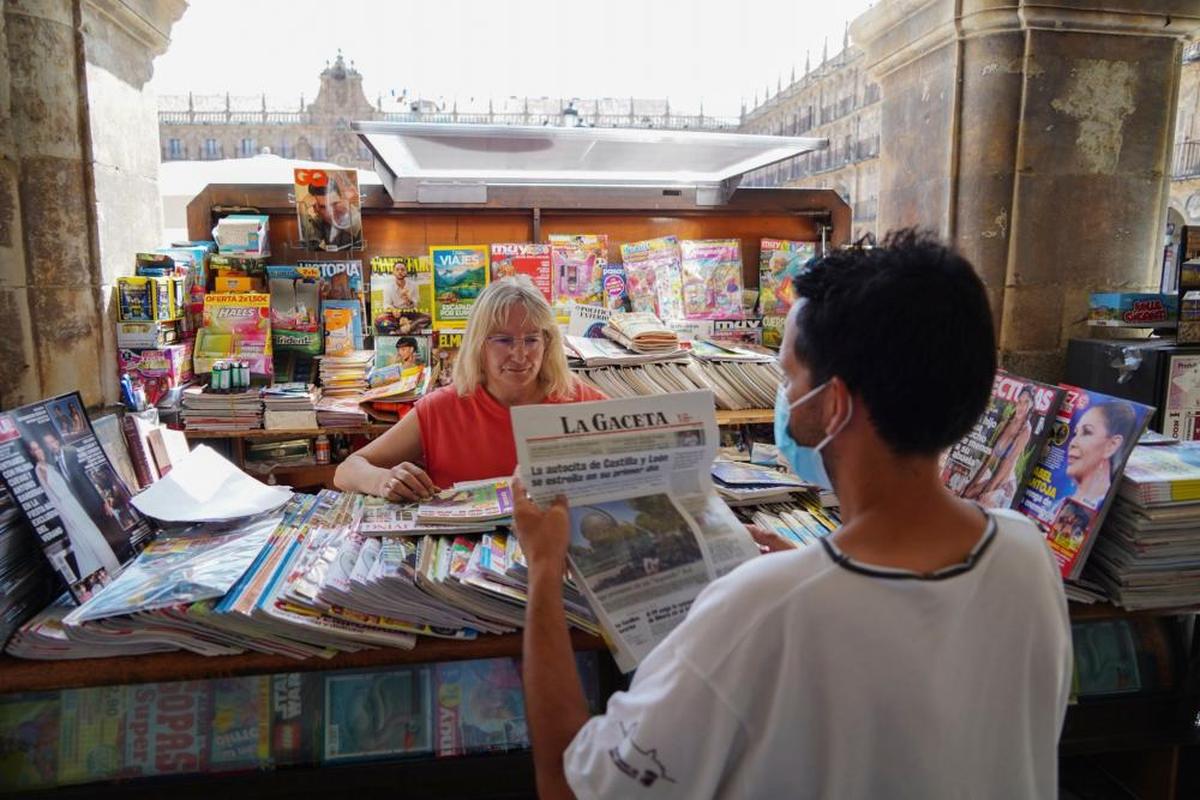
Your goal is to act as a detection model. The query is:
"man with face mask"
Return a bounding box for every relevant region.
[512,229,1072,800]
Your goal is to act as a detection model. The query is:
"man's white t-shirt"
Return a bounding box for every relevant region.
[564,509,1073,799]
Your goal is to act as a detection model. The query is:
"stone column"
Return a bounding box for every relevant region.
[0,0,186,410]
[852,0,1200,380]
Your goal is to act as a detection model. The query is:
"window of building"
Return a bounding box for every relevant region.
[167,138,182,159]
[204,138,218,158]
[240,137,256,157]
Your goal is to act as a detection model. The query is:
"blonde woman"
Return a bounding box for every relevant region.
[335,275,606,501]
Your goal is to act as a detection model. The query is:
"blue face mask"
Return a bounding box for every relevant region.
[774,381,853,492]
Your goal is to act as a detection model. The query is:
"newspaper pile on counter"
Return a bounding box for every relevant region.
[181,385,263,432]
[513,389,760,672]
[573,357,781,410]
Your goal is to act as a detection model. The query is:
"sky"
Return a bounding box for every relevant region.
[151,0,875,118]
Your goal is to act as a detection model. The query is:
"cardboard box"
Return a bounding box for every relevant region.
[117,276,184,322]
[115,320,180,349]
[1088,293,1178,328]
[118,342,193,386]
[215,274,261,293]
[214,214,270,256]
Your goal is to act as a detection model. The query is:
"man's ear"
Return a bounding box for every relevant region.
[826,376,852,434]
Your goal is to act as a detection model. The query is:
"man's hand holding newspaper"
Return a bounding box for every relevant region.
[511,476,570,576]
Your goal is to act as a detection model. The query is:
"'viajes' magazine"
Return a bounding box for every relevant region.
[513,390,759,672]
[941,370,1065,510]
[1016,385,1152,580]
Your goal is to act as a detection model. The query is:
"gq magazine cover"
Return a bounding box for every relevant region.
[0,393,155,601]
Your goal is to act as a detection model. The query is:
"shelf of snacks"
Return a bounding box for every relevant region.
[0,630,606,695]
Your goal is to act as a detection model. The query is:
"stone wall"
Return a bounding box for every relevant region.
[0,0,185,410]
[853,0,1200,381]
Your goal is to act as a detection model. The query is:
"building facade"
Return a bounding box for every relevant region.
[1170,42,1200,227]
[738,39,881,242]
[158,52,740,172]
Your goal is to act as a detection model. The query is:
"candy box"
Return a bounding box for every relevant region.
[115,320,181,349]
[1088,293,1177,328]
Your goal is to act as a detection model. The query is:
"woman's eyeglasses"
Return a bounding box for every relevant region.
[485,334,545,354]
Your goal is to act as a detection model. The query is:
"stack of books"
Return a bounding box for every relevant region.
[262,382,320,430]
[1086,442,1200,610]
[181,385,263,432]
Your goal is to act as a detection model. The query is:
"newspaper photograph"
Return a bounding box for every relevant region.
[511,390,758,671]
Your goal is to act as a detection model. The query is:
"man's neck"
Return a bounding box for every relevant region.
[828,444,986,572]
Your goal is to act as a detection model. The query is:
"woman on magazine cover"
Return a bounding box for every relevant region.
[961,386,1035,507]
[335,276,607,501]
[24,437,122,581]
[1059,401,1137,510]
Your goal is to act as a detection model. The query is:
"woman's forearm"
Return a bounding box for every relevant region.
[333,453,388,495]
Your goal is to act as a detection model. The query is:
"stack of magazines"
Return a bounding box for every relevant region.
[734,496,840,548]
[317,350,374,398]
[181,385,263,431]
[712,461,809,505]
[565,335,688,367]
[315,395,368,427]
[573,358,781,410]
[262,382,320,430]
[0,484,59,647]
[602,311,680,353]
[1085,442,1200,610]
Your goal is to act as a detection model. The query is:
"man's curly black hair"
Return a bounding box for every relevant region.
[790,228,996,456]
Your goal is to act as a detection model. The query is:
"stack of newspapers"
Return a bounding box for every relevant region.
[573,358,781,410]
[262,382,320,430]
[601,312,679,353]
[1085,442,1200,610]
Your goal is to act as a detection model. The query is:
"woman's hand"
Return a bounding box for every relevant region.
[378,462,439,502]
[512,473,570,576]
[747,524,796,554]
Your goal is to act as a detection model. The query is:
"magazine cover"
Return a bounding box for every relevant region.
[370,256,433,335]
[759,238,816,316]
[430,246,489,328]
[375,334,431,373]
[680,239,744,319]
[430,330,464,389]
[1162,353,1200,440]
[209,676,271,771]
[294,168,363,250]
[323,667,432,762]
[266,265,322,355]
[321,299,364,352]
[941,370,1066,510]
[490,244,552,304]
[57,685,124,785]
[323,307,356,357]
[269,672,324,768]
[0,393,155,602]
[1017,385,1153,579]
[434,658,528,757]
[299,260,366,321]
[549,234,608,318]
[0,692,60,791]
[123,681,211,777]
[620,236,684,319]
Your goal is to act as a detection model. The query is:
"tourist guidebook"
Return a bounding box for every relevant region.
[1017,386,1152,579]
[430,246,489,328]
[0,392,156,601]
[512,390,759,672]
[370,256,433,335]
[941,370,1065,510]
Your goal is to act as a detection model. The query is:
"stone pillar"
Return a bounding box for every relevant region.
[852,0,1200,380]
[0,0,186,410]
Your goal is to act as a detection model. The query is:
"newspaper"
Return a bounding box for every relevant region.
[512,389,758,672]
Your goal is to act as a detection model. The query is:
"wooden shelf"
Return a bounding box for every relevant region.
[0,630,606,694]
[715,408,773,425]
[183,424,392,440]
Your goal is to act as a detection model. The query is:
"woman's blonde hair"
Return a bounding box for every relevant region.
[454,275,576,399]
